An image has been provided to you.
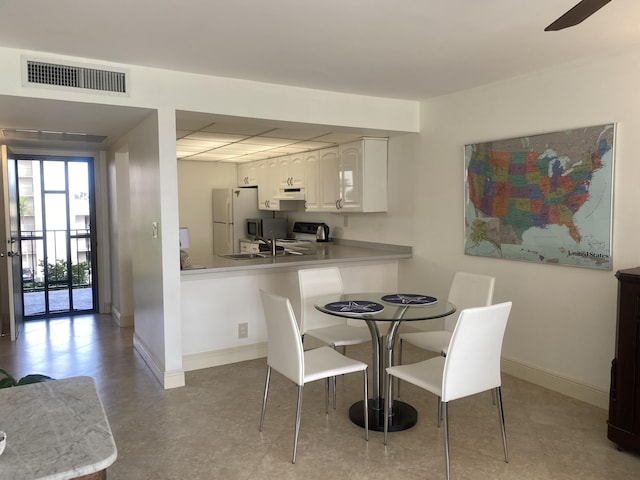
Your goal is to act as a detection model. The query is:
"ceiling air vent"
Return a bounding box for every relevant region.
[22,57,129,95]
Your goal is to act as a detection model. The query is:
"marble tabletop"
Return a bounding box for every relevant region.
[0,376,117,480]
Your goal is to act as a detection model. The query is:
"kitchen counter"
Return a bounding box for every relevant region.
[181,238,412,274]
[0,376,117,480]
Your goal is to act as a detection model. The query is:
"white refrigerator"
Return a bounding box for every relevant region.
[212,188,260,255]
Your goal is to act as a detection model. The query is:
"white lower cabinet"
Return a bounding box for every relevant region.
[239,241,260,253]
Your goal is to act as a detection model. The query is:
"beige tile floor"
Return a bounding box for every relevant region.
[1,314,640,479]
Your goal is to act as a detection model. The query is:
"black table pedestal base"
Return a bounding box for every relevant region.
[349,398,418,432]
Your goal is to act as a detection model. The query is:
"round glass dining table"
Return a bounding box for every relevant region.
[315,292,456,432]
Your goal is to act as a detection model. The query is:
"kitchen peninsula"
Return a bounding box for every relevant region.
[180,239,411,372]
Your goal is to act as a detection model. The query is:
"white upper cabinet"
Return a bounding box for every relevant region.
[318,147,341,211]
[312,138,387,213]
[251,137,387,212]
[258,158,282,210]
[278,154,306,189]
[303,149,321,211]
[237,161,258,187]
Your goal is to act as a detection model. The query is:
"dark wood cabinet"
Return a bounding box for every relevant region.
[608,267,640,453]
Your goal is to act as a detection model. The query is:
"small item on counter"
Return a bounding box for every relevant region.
[316,223,330,242]
[0,431,6,456]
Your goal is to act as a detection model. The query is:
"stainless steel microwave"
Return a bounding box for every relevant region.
[246,218,287,239]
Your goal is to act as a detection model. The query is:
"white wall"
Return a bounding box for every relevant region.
[395,50,640,408]
[107,150,134,327]
[177,161,237,265]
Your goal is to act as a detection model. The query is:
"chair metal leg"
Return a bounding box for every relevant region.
[496,387,509,463]
[325,378,330,414]
[397,339,403,397]
[259,366,271,431]
[363,369,369,441]
[292,385,303,464]
[437,395,442,427]
[331,344,341,409]
[383,371,393,445]
[443,401,451,480]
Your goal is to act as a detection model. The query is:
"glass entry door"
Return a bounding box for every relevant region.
[17,155,97,318]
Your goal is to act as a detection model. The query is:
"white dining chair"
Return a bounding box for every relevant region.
[298,267,371,407]
[398,271,495,362]
[384,301,512,480]
[259,290,369,464]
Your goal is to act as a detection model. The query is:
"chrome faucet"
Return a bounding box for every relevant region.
[256,236,278,256]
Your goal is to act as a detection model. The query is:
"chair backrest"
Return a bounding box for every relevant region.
[298,267,346,333]
[444,272,496,332]
[441,301,512,402]
[259,290,304,385]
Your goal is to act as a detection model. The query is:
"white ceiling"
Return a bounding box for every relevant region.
[175,112,373,163]
[1,0,639,158]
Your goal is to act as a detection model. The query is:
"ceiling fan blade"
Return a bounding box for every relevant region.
[545,0,612,31]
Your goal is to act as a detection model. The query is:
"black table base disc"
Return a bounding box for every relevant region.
[349,398,418,432]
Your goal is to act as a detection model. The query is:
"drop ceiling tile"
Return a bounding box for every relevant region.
[200,122,274,136]
[214,144,272,154]
[265,127,334,140]
[184,132,248,142]
[177,138,227,148]
[313,133,363,143]
[186,152,241,161]
[177,150,204,157]
[238,137,296,147]
[222,157,258,163]
[175,144,215,152]
[176,130,193,139]
[291,140,337,149]
[267,146,309,154]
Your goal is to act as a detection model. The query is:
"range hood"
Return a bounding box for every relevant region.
[274,188,305,201]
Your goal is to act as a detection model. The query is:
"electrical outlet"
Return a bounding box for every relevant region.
[152,222,158,239]
[238,323,248,339]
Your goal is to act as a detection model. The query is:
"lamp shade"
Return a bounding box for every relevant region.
[179,227,190,249]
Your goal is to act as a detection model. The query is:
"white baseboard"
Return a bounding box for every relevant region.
[179,343,608,410]
[110,305,134,327]
[133,333,185,389]
[163,369,186,389]
[501,356,608,410]
[183,342,268,372]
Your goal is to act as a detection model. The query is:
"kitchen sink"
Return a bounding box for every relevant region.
[220,253,263,260]
[221,250,308,260]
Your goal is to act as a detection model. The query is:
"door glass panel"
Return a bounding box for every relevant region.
[21,236,46,316]
[43,161,66,191]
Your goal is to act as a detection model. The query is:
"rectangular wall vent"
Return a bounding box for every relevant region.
[23,58,128,95]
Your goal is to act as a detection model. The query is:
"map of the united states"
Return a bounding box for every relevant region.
[464,125,614,269]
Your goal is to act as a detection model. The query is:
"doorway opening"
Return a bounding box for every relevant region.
[16,155,97,318]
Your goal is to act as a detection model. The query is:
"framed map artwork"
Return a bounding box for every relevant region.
[464,124,615,270]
